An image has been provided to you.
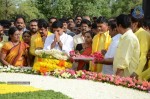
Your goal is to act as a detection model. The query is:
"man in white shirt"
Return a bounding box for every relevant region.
[44,21,74,55]
[73,19,91,48]
[95,19,121,75]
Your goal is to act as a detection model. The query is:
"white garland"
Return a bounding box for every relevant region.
[0,65,32,73]
[35,49,68,60]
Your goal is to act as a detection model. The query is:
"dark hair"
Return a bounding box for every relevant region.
[48,17,57,22]
[85,31,95,38]
[67,18,75,22]
[93,17,97,20]
[75,16,82,20]
[10,20,14,23]
[8,27,18,41]
[38,19,49,29]
[23,31,31,36]
[131,16,143,28]
[108,19,117,30]
[29,19,38,24]
[59,18,68,24]
[91,23,97,29]
[15,15,26,23]
[96,16,108,24]
[0,23,2,27]
[116,14,131,28]
[0,20,11,28]
[80,19,91,27]
[143,19,150,29]
[52,21,63,28]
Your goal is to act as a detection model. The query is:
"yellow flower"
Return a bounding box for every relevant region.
[33,58,72,72]
[0,84,41,94]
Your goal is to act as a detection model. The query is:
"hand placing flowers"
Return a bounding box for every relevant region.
[91,52,104,64]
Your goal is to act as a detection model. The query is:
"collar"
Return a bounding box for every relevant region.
[112,34,122,41]
[98,31,109,36]
[120,29,132,39]
[135,27,144,34]
[48,31,52,36]
[60,32,65,38]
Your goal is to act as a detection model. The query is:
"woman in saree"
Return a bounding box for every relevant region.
[75,31,95,70]
[22,31,34,66]
[0,27,30,66]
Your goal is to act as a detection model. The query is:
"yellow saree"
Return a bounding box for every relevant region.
[89,31,111,72]
[1,41,29,66]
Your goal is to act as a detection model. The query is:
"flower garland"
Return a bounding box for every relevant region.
[35,49,68,60]
[0,66,33,74]
[33,49,72,74]
[0,66,150,93]
[51,69,150,93]
[33,58,72,75]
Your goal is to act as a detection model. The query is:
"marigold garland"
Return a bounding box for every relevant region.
[33,58,72,74]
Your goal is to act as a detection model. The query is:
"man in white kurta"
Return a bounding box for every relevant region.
[43,21,74,55]
[44,32,73,54]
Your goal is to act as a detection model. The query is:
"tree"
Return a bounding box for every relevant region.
[0,0,143,21]
[71,0,112,18]
[111,0,142,17]
[15,0,45,22]
[35,0,72,19]
[0,0,16,20]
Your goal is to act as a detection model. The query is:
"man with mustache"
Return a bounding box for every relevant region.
[30,19,52,64]
[89,16,111,72]
[29,19,38,36]
[73,19,91,48]
[75,16,82,26]
[14,16,27,40]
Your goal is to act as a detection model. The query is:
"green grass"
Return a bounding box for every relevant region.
[0,90,71,99]
[0,82,6,84]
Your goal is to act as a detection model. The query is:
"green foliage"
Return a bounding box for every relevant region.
[0,0,143,21]
[111,0,142,17]
[0,0,17,20]
[35,0,73,19]
[0,90,71,99]
[16,0,45,22]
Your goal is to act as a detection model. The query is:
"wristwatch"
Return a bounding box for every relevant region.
[58,40,61,43]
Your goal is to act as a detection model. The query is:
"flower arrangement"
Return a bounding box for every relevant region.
[91,52,104,61]
[70,51,103,62]
[33,58,72,75]
[35,49,68,60]
[51,69,150,93]
[0,66,150,93]
[0,65,33,74]
[33,49,72,74]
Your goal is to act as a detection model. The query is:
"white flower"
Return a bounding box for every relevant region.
[35,50,44,56]
[35,49,69,60]
[0,66,3,69]
[6,68,11,71]
[44,50,52,55]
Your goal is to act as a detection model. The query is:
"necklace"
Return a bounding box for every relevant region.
[11,41,19,46]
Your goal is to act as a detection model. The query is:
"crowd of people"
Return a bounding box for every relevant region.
[0,7,150,81]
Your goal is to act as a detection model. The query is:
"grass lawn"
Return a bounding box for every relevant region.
[0,90,71,99]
